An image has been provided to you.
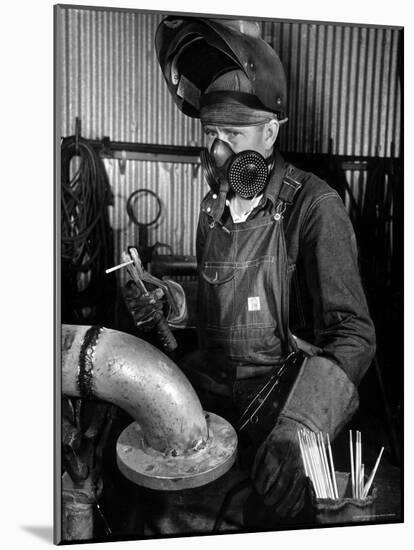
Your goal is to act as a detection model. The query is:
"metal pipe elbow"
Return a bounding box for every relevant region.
[61,324,208,455]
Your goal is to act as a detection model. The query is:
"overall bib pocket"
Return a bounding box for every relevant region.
[201,263,236,329]
[201,256,277,331]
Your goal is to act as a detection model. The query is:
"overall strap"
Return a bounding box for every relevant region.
[275,165,307,356]
[274,165,304,216]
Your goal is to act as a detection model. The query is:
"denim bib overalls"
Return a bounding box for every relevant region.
[198,169,303,381]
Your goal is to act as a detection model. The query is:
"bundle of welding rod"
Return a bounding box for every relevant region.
[349,430,384,499]
[298,428,384,500]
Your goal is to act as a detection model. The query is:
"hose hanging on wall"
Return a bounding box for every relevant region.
[61,128,116,325]
[125,188,173,265]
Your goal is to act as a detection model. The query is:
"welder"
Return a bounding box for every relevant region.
[124,16,376,530]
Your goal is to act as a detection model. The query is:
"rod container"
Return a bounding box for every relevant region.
[313,471,377,524]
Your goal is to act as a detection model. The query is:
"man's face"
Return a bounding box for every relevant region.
[202,124,270,158]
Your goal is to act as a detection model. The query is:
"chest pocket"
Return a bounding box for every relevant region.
[200,256,278,330]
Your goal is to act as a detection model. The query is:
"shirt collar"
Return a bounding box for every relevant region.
[226,194,263,223]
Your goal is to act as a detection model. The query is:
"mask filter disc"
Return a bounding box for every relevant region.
[228,150,268,199]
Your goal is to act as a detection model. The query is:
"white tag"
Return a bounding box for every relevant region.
[248,296,261,311]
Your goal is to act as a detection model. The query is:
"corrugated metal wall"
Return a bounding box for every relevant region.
[57,6,402,266]
[102,159,204,265]
[261,21,402,157]
[58,7,205,265]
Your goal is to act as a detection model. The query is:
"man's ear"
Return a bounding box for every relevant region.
[264,119,280,150]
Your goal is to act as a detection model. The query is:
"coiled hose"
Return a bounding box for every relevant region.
[61,135,116,324]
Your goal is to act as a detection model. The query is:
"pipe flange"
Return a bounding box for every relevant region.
[116,412,237,490]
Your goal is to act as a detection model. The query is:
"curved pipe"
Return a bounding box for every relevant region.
[61,324,208,455]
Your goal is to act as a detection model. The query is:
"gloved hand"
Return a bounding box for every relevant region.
[124,280,166,331]
[251,418,308,519]
[123,278,187,331]
[162,278,188,328]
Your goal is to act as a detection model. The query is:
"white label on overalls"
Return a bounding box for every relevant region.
[248,297,261,311]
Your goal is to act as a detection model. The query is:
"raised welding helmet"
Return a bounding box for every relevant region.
[155,17,287,205]
[154,17,287,120]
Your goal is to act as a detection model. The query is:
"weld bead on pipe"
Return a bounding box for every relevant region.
[61,324,208,455]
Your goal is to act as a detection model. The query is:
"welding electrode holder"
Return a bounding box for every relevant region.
[237,350,308,446]
[123,247,178,353]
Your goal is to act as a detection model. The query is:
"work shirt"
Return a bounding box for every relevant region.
[196,150,376,387]
[227,194,263,223]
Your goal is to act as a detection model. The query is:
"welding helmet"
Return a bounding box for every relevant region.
[155,17,287,121]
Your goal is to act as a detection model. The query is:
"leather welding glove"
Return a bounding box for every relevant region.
[162,278,188,328]
[124,280,165,331]
[279,355,359,438]
[124,278,187,331]
[251,417,308,518]
[251,354,360,520]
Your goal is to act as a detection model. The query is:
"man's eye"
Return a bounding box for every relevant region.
[228,131,241,138]
[204,129,216,137]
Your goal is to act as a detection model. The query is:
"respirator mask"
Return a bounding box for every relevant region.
[200,138,273,200]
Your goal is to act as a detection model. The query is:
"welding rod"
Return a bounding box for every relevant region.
[362,446,384,498]
[350,430,355,498]
[327,433,339,498]
[298,429,338,499]
[105,259,134,274]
